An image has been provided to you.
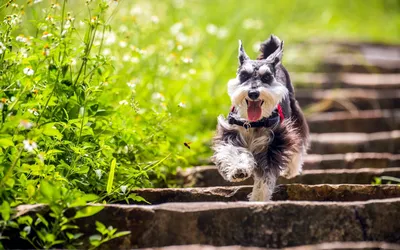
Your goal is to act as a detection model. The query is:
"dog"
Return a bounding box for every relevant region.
[212,35,309,201]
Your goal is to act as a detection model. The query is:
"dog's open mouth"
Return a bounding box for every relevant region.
[246,99,264,122]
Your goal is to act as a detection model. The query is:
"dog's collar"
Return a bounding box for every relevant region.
[228,104,284,129]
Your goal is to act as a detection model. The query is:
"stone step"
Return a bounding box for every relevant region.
[10,199,400,249]
[304,153,400,170]
[129,185,400,204]
[310,131,399,154]
[296,88,400,111]
[307,109,400,133]
[140,242,400,250]
[293,72,400,89]
[320,55,400,74]
[178,167,400,187]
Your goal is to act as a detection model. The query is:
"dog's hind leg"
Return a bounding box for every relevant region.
[249,169,279,201]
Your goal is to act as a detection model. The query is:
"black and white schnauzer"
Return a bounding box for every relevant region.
[212,35,309,201]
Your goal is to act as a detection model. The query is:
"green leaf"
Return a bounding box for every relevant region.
[128,194,150,204]
[106,158,116,194]
[89,234,102,246]
[39,181,54,201]
[5,178,15,188]
[0,201,10,221]
[112,231,131,238]
[0,138,14,148]
[61,224,79,231]
[95,221,106,234]
[72,206,104,220]
[35,213,49,228]
[17,215,33,225]
[42,124,63,140]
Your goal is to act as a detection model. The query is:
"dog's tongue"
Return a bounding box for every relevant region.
[247,100,262,121]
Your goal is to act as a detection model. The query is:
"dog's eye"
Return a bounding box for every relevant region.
[261,74,272,84]
[239,72,251,83]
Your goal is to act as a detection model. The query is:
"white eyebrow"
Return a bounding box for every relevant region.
[258,64,271,75]
[242,63,254,74]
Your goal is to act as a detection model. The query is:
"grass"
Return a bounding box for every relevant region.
[0,0,399,248]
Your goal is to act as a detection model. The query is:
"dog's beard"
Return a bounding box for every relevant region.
[228,78,288,121]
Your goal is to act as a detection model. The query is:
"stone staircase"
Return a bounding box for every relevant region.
[9,42,400,249]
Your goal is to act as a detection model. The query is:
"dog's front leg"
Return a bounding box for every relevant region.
[249,170,278,201]
[212,143,256,182]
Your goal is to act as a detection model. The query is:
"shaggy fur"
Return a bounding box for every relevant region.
[211,35,309,201]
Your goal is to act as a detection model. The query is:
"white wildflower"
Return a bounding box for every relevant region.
[206,24,218,35]
[130,6,143,15]
[19,120,34,129]
[41,31,53,39]
[170,22,183,35]
[20,48,29,58]
[94,169,102,179]
[120,185,127,194]
[127,79,139,89]
[28,108,39,116]
[23,67,34,76]
[45,15,54,22]
[152,92,165,101]
[70,58,77,66]
[217,27,229,39]
[23,140,37,153]
[119,100,128,105]
[16,35,28,43]
[0,42,6,54]
[130,57,140,64]
[119,40,127,48]
[102,48,111,56]
[119,25,128,33]
[181,57,193,64]
[33,0,43,3]
[151,15,159,24]
[178,102,186,108]
[104,31,116,45]
[177,44,183,51]
[189,68,196,75]
[122,54,131,62]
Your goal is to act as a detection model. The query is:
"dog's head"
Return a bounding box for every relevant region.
[227,35,288,122]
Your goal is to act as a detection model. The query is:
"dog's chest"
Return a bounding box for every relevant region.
[238,127,271,153]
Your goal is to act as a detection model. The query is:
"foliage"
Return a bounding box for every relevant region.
[0,0,399,248]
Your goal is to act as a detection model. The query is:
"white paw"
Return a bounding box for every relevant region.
[219,164,253,182]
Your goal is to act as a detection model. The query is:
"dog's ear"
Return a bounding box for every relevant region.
[258,35,283,66]
[266,40,284,67]
[238,40,249,66]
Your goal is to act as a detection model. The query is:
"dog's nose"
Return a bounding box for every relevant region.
[248,90,260,100]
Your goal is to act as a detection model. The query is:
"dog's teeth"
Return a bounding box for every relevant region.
[261,101,264,106]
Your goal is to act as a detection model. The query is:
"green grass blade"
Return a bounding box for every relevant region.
[107,158,116,194]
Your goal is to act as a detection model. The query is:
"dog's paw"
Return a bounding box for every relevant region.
[219,164,253,182]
